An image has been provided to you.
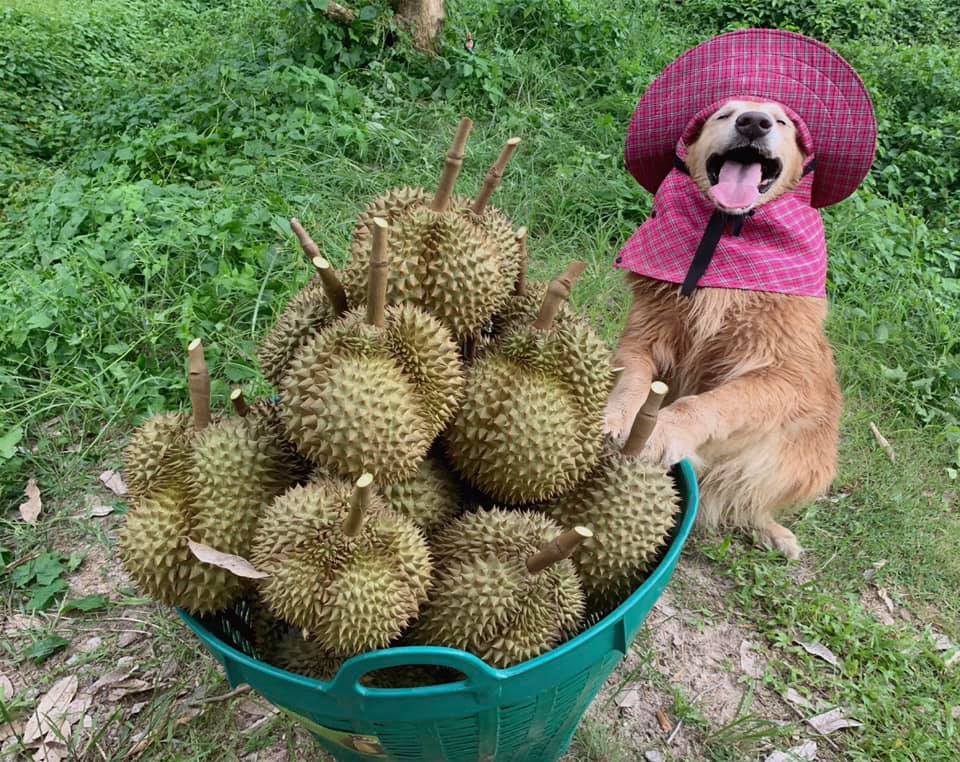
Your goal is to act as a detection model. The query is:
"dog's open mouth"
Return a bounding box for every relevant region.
[706,146,782,211]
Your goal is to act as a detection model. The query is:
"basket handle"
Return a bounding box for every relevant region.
[325,646,502,702]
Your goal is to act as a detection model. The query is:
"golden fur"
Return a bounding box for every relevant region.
[604,101,841,558]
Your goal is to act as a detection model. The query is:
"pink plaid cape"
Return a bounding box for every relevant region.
[616,99,827,298]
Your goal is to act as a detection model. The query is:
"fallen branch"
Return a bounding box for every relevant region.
[188,684,251,707]
[868,422,895,463]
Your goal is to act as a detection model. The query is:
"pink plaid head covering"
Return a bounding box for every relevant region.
[615,29,876,297]
[617,97,828,297]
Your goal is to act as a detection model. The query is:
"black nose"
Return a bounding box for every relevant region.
[735,111,773,140]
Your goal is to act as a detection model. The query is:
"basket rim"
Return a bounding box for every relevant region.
[179,459,699,697]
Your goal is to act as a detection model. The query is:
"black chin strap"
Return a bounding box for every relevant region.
[672,156,817,297]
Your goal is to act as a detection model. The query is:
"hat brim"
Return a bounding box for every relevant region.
[625,29,876,208]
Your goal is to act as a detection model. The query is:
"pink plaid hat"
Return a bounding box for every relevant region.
[625,28,876,208]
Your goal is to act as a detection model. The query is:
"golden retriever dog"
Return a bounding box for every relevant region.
[604,99,842,559]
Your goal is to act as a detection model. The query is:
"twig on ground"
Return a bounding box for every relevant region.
[666,719,684,745]
[242,710,279,736]
[188,684,251,706]
[4,551,39,574]
[868,422,895,462]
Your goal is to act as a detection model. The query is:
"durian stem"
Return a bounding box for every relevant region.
[312,256,349,318]
[187,338,211,430]
[366,218,389,327]
[431,117,474,213]
[514,226,529,296]
[289,218,321,266]
[527,526,593,574]
[622,381,669,457]
[343,473,374,537]
[533,261,587,331]
[290,218,349,316]
[230,388,249,417]
[471,137,521,215]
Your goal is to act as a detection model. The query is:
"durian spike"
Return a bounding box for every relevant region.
[533,261,587,331]
[289,218,349,317]
[526,526,593,574]
[471,137,521,214]
[230,388,250,417]
[622,381,669,457]
[366,218,389,327]
[187,338,211,430]
[343,473,374,537]
[312,256,349,318]
[514,227,529,296]
[432,117,474,213]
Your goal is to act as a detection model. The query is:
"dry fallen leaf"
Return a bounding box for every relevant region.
[99,469,128,496]
[106,678,152,702]
[765,740,817,761]
[862,559,888,580]
[875,587,895,614]
[945,650,960,669]
[644,752,665,762]
[127,701,149,717]
[807,707,863,735]
[187,540,268,579]
[237,698,274,719]
[795,640,839,668]
[89,666,138,694]
[0,673,13,700]
[90,503,115,517]
[933,632,954,652]
[740,639,764,678]
[118,631,143,648]
[32,740,66,762]
[782,687,816,711]
[19,479,42,524]
[23,675,79,744]
[615,686,640,710]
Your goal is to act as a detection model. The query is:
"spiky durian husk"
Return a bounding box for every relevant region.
[118,488,244,614]
[446,359,583,503]
[280,306,462,485]
[257,279,333,387]
[351,187,430,255]
[251,480,432,656]
[123,413,191,502]
[244,398,314,485]
[491,282,580,336]
[547,451,678,604]
[379,456,462,533]
[273,630,344,681]
[446,320,611,503]
[247,593,291,657]
[453,197,522,282]
[345,200,517,341]
[414,508,584,668]
[188,417,293,555]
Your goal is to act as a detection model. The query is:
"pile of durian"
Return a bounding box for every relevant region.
[119,118,680,680]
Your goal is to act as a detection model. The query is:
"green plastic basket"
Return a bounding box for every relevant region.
[179,460,698,762]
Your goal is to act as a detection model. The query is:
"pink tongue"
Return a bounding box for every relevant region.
[710,160,762,209]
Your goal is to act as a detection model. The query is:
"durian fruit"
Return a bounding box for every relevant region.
[547,383,680,604]
[247,593,292,657]
[231,389,313,485]
[119,486,247,614]
[120,340,294,615]
[273,630,344,681]
[281,219,464,485]
[251,474,432,656]
[123,412,191,502]
[343,120,524,341]
[379,454,462,533]
[446,263,612,503]
[413,508,588,668]
[257,219,348,386]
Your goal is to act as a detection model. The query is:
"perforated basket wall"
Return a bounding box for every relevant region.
[180,460,698,762]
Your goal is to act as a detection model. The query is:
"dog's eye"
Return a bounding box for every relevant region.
[716,112,732,120]
[776,119,787,125]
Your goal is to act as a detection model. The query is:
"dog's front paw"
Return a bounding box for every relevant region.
[603,401,632,443]
[637,408,701,467]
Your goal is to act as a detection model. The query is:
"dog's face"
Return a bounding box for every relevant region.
[685,99,806,214]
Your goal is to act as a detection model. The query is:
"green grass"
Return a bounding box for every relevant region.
[1,0,959,759]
